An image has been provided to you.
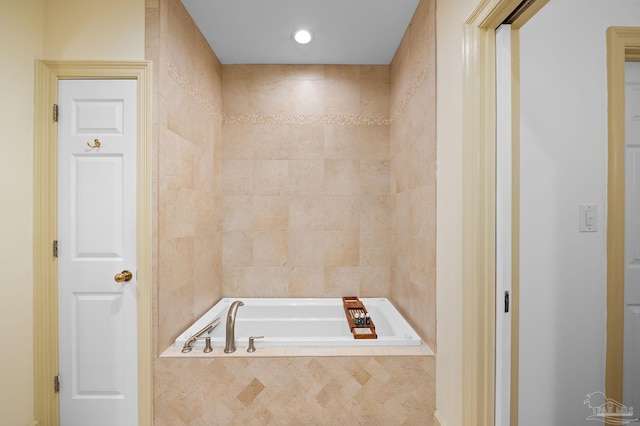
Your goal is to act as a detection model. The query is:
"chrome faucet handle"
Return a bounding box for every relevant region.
[247,336,264,353]
[203,337,212,353]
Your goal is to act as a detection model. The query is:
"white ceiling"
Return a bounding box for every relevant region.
[181,0,421,65]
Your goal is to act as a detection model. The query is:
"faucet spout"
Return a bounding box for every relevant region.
[224,300,244,353]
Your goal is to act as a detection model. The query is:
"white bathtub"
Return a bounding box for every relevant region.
[174,297,422,349]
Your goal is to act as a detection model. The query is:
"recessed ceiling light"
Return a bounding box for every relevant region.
[292,29,313,45]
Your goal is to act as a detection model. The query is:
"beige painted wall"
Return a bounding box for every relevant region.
[435,0,477,424]
[0,1,143,424]
[0,3,44,424]
[43,0,144,60]
[518,1,640,422]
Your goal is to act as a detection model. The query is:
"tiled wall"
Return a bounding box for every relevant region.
[155,355,435,425]
[221,65,392,299]
[147,0,223,351]
[389,0,437,350]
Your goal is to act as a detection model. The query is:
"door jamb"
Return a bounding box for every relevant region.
[462,1,547,424]
[33,60,153,425]
[605,26,640,404]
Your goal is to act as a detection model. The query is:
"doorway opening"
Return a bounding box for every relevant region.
[33,61,153,426]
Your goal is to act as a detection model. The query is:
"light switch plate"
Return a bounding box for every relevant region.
[579,204,597,232]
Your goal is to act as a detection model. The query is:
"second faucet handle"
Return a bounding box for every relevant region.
[247,336,264,353]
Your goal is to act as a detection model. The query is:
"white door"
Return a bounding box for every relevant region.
[57,79,138,426]
[625,61,640,411]
[495,24,513,426]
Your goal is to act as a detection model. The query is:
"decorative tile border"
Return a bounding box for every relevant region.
[222,113,389,126]
[390,64,431,123]
[168,60,222,121]
[168,60,431,126]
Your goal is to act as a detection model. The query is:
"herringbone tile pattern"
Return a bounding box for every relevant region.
[154,356,434,425]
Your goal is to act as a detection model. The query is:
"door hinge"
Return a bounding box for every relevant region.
[53,240,58,258]
[54,375,60,393]
[53,104,58,122]
[504,291,510,313]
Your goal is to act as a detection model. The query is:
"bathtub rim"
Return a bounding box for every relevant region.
[176,297,423,346]
[160,342,435,358]
[164,297,433,357]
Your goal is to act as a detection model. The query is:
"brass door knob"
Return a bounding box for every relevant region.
[114,270,133,283]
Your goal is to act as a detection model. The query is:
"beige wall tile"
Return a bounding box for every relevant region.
[287,125,324,159]
[289,231,325,267]
[253,231,288,266]
[359,266,391,297]
[193,234,217,315]
[155,356,434,424]
[289,159,324,195]
[289,196,325,231]
[157,236,194,348]
[160,126,194,181]
[360,195,391,232]
[252,195,289,231]
[360,160,390,195]
[166,81,194,143]
[245,266,289,296]
[222,195,252,231]
[324,266,360,296]
[324,125,360,159]
[360,230,390,266]
[222,123,253,160]
[195,191,216,235]
[324,196,360,231]
[287,79,325,116]
[222,230,253,267]
[252,124,290,160]
[222,64,254,80]
[360,78,390,116]
[324,231,359,267]
[324,78,360,116]
[324,160,360,195]
[193,145,214,193]
[359,125,390,160]
[158,186,195,239]
[222,266,250,296]
[222,78,255,115]
[410,185,435,240]
[288,266,324,296]
[222,159,253,195]
[360,65,389,81]
[252,160,289,195]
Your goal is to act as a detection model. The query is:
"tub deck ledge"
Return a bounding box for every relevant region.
[160,343,434,358]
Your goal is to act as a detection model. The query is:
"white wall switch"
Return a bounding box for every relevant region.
[579,204,597,232]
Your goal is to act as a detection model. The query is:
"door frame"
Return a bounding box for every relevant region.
[462,1,547,424]
[33,61,153,426]
[606,26,640,404]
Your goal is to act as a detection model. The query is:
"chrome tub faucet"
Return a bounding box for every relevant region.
[224,300,244,353]
[181,317,221,353]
